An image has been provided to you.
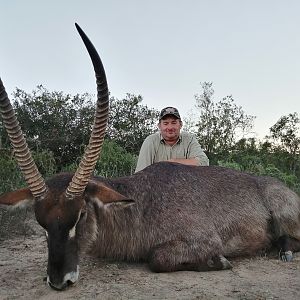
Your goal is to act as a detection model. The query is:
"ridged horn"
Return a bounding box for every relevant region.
[65,23,109,199]
[0,78,47,198]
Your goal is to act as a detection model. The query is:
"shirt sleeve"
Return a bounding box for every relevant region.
[135,136,156,172]
[187,135,209,166]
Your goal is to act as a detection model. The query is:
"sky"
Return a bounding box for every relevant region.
[1,0,299,139]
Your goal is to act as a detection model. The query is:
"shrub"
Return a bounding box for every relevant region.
[95,140,137,177]
[62,140,137,178]
[0,148,57,194]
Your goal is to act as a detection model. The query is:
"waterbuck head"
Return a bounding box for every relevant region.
[0,24,131,290]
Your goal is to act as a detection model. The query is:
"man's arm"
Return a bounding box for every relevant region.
[187,135,209,166]
[168,134,209,167]
[168,158,200,166]
[135,136,155,173]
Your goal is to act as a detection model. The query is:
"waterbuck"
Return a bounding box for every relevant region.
[0,24,300,291]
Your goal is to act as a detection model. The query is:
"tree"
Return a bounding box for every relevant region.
[268,112,300,175]
[6,87,159,170]
[194,82,255,162]
[107,94,159,155]
[269,112,300,155]
[12,86,95,169]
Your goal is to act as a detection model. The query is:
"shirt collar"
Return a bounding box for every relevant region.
[159,133,182,144]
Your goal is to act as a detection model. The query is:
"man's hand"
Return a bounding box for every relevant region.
[167,158,200,166]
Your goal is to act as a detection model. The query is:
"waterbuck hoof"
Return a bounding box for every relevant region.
[205,255,233,271]
[219,255,233,269]
[280,250,293,262]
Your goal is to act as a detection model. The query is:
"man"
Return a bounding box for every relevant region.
[135,106,209,172]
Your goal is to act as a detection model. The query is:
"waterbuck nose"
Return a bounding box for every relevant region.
[47,277,74,291]
[46,266,79,290]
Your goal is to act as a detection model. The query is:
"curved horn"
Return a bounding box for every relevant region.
[0,79,47,198]
[65,23,109,199]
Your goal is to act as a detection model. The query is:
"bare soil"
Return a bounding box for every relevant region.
[0,211,300,300]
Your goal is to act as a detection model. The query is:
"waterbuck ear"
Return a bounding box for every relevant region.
[85,180,135,206]
[0,188,34,208]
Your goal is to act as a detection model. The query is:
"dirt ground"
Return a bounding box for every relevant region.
[0,213,300,300]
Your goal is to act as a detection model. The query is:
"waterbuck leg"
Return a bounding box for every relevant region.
[276,235,300,262]
[148,240,232,272]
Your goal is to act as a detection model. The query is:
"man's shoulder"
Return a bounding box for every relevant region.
[143,132,161,144]
[180,131,196,140]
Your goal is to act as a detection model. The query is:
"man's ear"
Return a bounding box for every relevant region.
[0,188,34,209]
[85,180,135,207]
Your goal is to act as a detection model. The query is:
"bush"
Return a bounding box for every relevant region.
[95,140,137,177]
[62,140,137,178]
[260,164,300,193]
[0,149,25,194]
[217,160,243,171]
[0,148,56,194]
[218,159,300,194]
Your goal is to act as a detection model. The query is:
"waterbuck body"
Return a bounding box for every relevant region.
[80,163,300,263]
[0,24,300,291]
[67,163,300,264]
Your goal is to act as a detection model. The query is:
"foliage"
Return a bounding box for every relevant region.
[1,84,299,196]
[269,112,300,154]
[62,140,137,178]
[194,82,255,163]
[0,148,56,194]
[11,86,95,170]
[261,165,299,190]
[267,112,300,175]
[33,149,57,178]
[0,149,25,194]
[107,94,159,155]
[217,137,300,194]
[260,141,300,179]
[2,87,158,171]
[95,140,137,177]
[219,158,300,194]
[0,140,135,196]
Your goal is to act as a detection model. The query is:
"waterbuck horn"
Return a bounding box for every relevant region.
[65,23,109,199]
[0,79,47,198]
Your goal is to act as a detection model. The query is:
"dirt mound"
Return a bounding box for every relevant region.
[1,229,300,299]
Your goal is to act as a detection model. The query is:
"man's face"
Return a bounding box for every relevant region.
[158,116,182,144]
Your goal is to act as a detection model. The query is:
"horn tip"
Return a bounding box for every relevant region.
[75,23,82,34]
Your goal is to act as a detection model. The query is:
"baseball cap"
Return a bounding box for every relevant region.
[159,107,181,120]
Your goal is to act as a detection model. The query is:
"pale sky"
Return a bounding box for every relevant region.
[1,1,299,139]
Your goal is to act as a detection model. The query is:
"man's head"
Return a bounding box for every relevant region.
[158,107,182,145]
